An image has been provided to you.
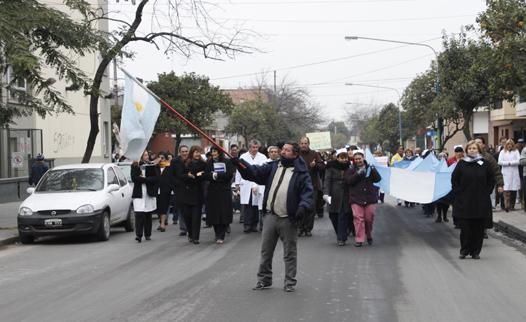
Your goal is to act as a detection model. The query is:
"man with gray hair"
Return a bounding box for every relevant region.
[235,139,267,232]
[267,146,280,162]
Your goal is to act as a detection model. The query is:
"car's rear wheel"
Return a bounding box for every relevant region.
[19,233,34,244]
[123,205,135,232]
[97,212,110,241]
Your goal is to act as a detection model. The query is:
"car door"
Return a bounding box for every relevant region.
[106,167,125,222]
[113,165,132,218]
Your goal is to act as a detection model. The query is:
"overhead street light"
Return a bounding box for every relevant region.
[345,82,403,146]
[345,36,443,150]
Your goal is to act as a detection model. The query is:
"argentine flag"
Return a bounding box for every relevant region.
[366,149,455,203]
[120,71,161,161]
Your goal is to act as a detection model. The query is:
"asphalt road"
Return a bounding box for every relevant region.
[1,201,526,322]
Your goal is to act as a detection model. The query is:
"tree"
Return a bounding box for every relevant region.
[0,0,102,127]
[477,0,526,101]
[274,81,323,138]
[326,121,350,148]
[436,33,495,141]
[358,103,403,153]
[401,31,497,143]
[226,100,289,146]
[401,68,463,146]
[81,0,252,162]
[146,72,234,152]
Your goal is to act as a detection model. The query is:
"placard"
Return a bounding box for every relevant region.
[306,131,332,150]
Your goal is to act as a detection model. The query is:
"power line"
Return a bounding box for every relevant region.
[210,37,441,81]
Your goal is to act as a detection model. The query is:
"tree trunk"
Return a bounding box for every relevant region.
[81,0,149,163]
[174,132,181,156]
[462,110,473,142]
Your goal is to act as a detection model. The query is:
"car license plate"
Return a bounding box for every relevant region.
[44,219,62,227]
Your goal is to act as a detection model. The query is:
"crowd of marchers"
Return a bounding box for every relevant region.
[123,137,382,249]
[116,134,517,290]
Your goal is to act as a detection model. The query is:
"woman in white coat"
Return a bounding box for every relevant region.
[498,139,521,211]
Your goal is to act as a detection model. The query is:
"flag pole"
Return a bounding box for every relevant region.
[119,68,236,161]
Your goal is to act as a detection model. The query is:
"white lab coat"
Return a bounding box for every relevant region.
[498,150,521,191]
[235,152,267,209]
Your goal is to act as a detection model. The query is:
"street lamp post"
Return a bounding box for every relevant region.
[345,82,403,146]
[344,36,443,150]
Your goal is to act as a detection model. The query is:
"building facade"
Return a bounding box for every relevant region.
[0,0,111,201]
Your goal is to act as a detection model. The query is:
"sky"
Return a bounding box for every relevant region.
[110,0,488,125]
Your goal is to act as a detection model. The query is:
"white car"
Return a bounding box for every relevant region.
[17,163,134,244]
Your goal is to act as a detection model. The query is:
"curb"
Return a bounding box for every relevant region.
[0,235,18,246]
[494,220,526,244]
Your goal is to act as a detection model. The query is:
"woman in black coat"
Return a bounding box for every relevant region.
[323,150,352,246]
[452,140,496,259]
[181,145,207,244]
[131,150,159,243]
[203,147,235,244]
[156,152,174,232]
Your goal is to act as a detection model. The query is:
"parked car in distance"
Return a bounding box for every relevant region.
[17,163,134,244]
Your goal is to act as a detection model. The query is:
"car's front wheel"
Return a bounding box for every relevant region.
[123,205,135,232]
[97,212,110,241]
[19,233,34,244]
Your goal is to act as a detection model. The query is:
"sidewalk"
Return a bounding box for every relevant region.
[493,208,526,243]
[0,201,20,245]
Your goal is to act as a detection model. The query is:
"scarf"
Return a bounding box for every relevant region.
[463,154,483,163]
[280,156,296,168]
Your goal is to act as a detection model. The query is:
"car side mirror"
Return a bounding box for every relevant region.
[26,187,35,194]
[107,184,120,192]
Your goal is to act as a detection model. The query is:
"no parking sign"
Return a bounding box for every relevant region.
[11,152,24,168]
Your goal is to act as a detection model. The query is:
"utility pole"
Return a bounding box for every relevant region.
[113,58,119,108]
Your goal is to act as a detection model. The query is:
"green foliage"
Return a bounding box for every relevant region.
[147,72,234,142]
[360,103,402,153]
[478,0,526,101]
[327,121,350,148]
[0,0,103,126]
[401,32,495,143]
[226,100,290,146]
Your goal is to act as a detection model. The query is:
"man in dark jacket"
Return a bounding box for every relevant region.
[29,154,48,186]
[171,145,189,236]
[298,136,325,236]
[233,142,313,293]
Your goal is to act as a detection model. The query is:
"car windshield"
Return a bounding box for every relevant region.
[36,168,104,192]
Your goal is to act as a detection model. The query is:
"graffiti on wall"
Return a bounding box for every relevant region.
[52,132,75,153]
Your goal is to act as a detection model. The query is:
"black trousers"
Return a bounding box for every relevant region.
[184,204,202,241]
[329,210,350,242]
[300,190,317,233]
[135,211,152,238]
[213,224,227,240]
[436,203,449,219]
[458,218,485,256]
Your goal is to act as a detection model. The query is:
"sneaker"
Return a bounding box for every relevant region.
[472,254,480,260]
[284,285,295,292]
[354,242,363,247]
[337,241,345,246]
[459,254,466,259]
[179,231,187,236]
[252,281,271,290]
